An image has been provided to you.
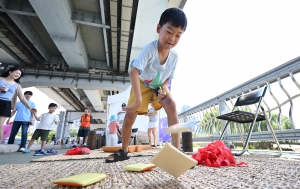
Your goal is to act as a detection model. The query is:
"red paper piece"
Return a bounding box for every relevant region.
[65,147,91,155]
[192,140,248,168]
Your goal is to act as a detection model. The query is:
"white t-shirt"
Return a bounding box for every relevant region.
[148,107,158,122]
[130,40,178,89]
[36,113,60,130]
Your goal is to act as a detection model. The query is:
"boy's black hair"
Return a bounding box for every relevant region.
[48,103,58,108]
[24,91,33,95]
[159,8,187,31]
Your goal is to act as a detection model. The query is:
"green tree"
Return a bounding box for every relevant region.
[69,129,78,138]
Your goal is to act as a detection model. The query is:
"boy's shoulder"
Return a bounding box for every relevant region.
[145,40,178,57]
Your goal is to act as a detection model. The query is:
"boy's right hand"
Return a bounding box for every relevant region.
[122,100,141,112]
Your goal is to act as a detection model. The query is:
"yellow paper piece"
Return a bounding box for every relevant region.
[53,173,106,187]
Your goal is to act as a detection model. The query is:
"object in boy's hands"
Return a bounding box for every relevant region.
[150,142,197,178]
[53,173,106,187]
[121,103,126,107]
[154,87,163,96]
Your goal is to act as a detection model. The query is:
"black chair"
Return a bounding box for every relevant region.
[130,128,138,145]
[216,86,282,156]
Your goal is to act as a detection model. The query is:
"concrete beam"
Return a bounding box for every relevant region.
[7,13,51,62]
[20,74,130,91]
[129,0,168,67]
[0,40,26,65]
[84,89,104,111]
[29,0,89,70]
[99,0,110,68]
[71,11,110,29]
[36,87,76,111]
[0,0,37,16]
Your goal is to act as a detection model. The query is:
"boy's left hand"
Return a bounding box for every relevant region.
[158,89,166,99]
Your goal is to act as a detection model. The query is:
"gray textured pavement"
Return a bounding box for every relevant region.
[0,148,70,165]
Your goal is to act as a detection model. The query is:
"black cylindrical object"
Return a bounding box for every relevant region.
[182,132,193,152]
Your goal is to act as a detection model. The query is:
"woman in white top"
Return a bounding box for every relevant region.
[147,103,158,147]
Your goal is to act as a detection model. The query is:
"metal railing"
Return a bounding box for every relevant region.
[178,56,300,142]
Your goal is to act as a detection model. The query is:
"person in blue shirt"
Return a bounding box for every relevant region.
[7,91,36,152]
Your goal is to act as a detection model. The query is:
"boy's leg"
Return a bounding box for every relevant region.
[27,129,41,149]
[106,111,138,162]
[26,139,35,149]
[40,130,50,150]
[41,140,46,150]
[158,94,180,149]
[121,111,138,152]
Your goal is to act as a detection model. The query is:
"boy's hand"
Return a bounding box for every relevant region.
[158,89,166,99]
[122,100,141,112]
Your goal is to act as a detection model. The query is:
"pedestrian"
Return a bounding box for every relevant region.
[7,91,36,152]
[71,107,93,148]
[0,66,36,143]
[147,102,158,147]
[108,115,120,146]
[51,135,56,145]
[23,103,60,155]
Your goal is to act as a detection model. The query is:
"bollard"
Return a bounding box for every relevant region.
[182,132,193,152]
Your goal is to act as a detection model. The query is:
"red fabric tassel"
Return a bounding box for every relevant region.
[65,147,91,155]
[192,140,248,168]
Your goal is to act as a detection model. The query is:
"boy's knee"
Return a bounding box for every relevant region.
[162,97,176,111]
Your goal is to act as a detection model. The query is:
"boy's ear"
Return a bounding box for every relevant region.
[156,24,161,33]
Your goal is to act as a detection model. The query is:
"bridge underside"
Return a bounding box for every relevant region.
[0,0,186,123]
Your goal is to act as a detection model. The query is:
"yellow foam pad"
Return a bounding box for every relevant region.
[150,142,197,178]
[124,163,156,172]
[53,173,106,187]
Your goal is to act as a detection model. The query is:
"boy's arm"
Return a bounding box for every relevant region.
[123,67,142,112]
[54,115,60,125]
[34,112,40,121]
[161,78,170,91]
[158,78,170,99]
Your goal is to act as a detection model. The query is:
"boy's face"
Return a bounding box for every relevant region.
[157,22,184,50]
[48,106,57,113]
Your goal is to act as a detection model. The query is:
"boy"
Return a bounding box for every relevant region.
[105,8,187,163]
[23,103,60,155]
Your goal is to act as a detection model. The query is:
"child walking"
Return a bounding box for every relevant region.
[23,103,60,155]
[108,115,120,146]
[105,8,187,163]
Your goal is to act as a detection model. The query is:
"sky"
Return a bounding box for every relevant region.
[21,0,300,121]
[171,0,300,111]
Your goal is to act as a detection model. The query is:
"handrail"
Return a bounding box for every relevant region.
[178,56,300,142]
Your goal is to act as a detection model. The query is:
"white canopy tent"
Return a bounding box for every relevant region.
[106,86,149,145]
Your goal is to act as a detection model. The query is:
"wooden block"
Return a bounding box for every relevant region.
[150,142,197,178]
[102,146,136,153]
[141,145,152,150]
[134,145,143,152]
[102,146,122,153]
[128,146,136,153]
